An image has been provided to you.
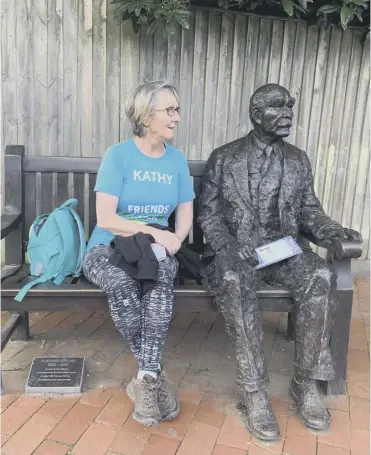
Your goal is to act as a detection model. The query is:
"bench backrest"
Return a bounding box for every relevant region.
[18,155,207,254]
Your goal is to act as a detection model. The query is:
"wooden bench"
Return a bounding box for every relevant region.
[1,145,363,395]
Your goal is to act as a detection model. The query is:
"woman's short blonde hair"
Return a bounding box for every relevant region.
[125,81,179,137]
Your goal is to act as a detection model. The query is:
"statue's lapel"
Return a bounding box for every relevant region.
[279,142,301,215]
[230,135,254,214]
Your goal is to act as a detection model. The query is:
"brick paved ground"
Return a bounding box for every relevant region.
[1,278,369,455]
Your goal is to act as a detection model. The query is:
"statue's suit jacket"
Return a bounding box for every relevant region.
[198,131,342,261]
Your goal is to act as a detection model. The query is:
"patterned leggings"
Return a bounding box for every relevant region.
[83,245,178,372]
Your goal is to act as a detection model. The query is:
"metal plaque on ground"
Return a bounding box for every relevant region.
[25,357,86,394]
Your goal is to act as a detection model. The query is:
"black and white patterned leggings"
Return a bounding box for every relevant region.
[83,245,178,372]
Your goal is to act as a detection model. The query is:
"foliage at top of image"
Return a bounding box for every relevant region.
[111,0,370,36]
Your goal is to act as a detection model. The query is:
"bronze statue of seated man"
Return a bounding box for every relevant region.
[198,83,362,441]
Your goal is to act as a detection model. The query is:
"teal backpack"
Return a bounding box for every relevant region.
[14,199,86,302]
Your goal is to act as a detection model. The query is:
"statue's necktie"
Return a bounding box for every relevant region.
[260,145,274,178]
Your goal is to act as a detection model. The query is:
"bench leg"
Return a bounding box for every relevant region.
[10,312,31,342]
[324,289,353,395]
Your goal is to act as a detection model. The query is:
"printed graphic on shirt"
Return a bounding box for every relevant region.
[133,170,173,185]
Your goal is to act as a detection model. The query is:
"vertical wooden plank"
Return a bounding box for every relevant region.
[226,14,246,143]
[201,12,221,158]
[277,20,296,149]
[48,0,59,155]
[73,173,86,223]
[120,23,140,141]
[305,28,331,167]
[167,24,182,146]
[33,0,48,155]
[342,39,370,229]
[331,31,363,222]
[254,18,272,89]
[24,173,37,239]
[139,27,154,83]
[153,29,168,81]
[351,88,369,258]
[313,27,342,206]
[189,10,208,160]
[239,15,260,137]
[56,0,64,156]
[213,13,234,149]
[295,26,319,152]
[167,25,181,87]
[17,0,33,156]
[278,21,296,89]
[267,20,284,84]
[55,173,69,206]
[177,13,195,156]
[92,0,107,157]
[105,0,120,148]
[2,0,18,147]
[40,173,54,213]
[289,22,307,145]
[77,0,93,157]
[63,0,78,156]
[323,29,353,219]
[89,173,97,236]
[360,87,370,259]
[360,153,370,259]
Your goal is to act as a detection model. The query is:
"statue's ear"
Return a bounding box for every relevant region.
[252,107,262,125]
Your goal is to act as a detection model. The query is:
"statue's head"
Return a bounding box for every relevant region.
[249,84,295,139]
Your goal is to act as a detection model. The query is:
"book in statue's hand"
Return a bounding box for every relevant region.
[255,236,303,269]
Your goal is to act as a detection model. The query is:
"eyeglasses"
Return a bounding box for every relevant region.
[155,106,181,117]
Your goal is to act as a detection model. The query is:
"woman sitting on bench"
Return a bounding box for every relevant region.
[83,81,194,427]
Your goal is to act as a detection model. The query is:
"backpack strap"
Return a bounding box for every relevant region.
[67,206,87,276]
[14,273,53,303]
[60,198,78,209]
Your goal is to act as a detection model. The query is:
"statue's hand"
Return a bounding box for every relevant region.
[238,244,260,267]
[343,228,363,243]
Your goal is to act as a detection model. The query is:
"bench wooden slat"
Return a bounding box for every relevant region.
[1,265,293,299]
[24,172,37,237]
[23,156,208,176]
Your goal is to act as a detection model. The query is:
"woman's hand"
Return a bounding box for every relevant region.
[151,229,181,256]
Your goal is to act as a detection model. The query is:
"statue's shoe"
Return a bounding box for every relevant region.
[290,377,331,431]
[242,389,280,441]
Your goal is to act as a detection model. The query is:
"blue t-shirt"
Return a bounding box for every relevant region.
[87,138,194,250]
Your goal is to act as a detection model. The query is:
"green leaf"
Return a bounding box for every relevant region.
[132,17,141,33]
[318,4,340,14]
[283,0,294,16]
[146,20,158,35]
[165,20,177,35]
[111,0,124,4]
[298,0,307,10]
[355,6,364,21]
[294,4,307,13]
[135,6,141,15]
[175,14,190,28]
[340,5,355,29]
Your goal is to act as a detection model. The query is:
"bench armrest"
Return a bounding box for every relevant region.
[301,233,363,260]
[330,238,363,260]
[1,208,22,239]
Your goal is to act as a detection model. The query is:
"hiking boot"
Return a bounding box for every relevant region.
[126,375,161,427]
[157,369,180,421]
[242,388,280,441]
[291,376,331,431]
